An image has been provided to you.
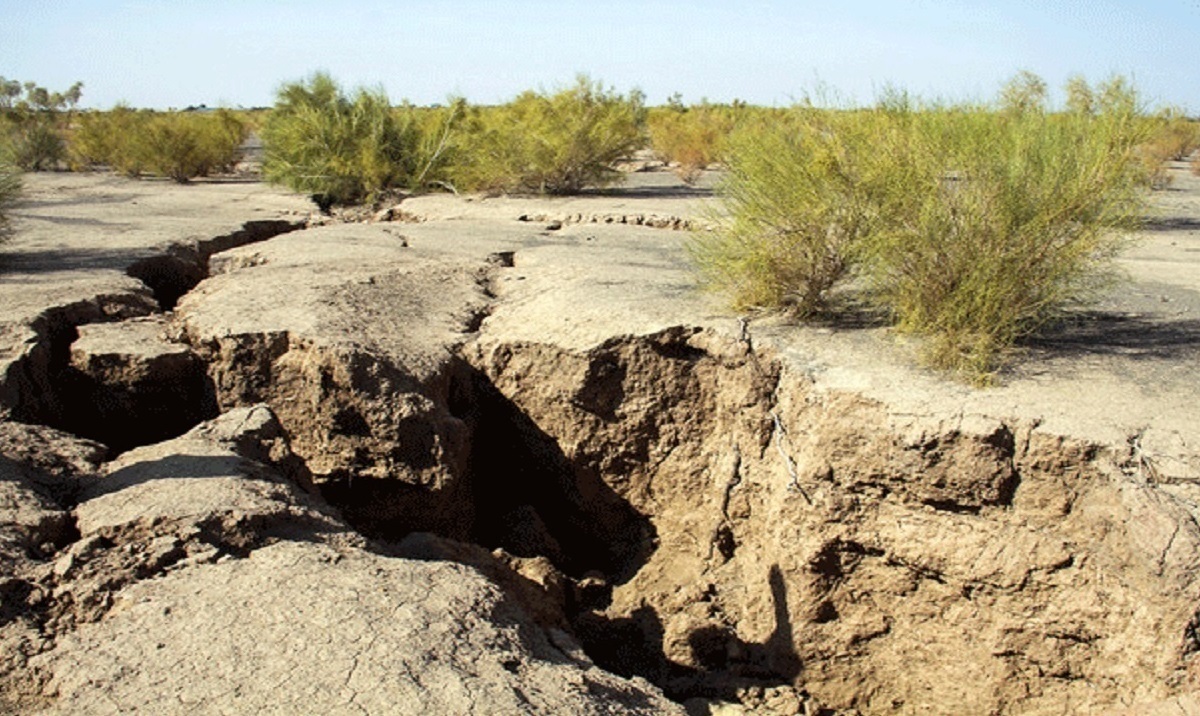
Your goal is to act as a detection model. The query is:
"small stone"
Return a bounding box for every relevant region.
[53,553,76,578]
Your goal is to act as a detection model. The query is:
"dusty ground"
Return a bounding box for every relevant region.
[0,165,1198,715]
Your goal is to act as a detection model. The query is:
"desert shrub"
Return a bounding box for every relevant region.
[70,105,150,175]
[0,78,82,171]
[1134,109,1200,188]
[450,76,646,194]
[1063,74,1190,189]
[139,110,247,182]
[6,119,66,171]
[694,73,1150,381]
[395,98,468,191]
[689,106,888,315]
[70,108,247,182]
[262,73,420,207]
[999,70,1048,115]
[647,103,737,182]
[857,103,1147,379]
[1064,75,1096,115]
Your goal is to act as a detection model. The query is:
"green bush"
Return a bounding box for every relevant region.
[140,110,247,183]
[647,103,737,183]
[70,105,149,176]
[6,118,66,171]
[70,108,247,183]
[858,104,1147,379]
[693,74,1150,382]
[396,99,468,191]
[262,72,419,208]
[450,76,646,194]
[1134,109,1199,189]
[0,78,82,171]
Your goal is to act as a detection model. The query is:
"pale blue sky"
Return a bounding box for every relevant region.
[3,1,1199,110]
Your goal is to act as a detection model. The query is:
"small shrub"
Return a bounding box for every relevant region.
[689,107,886,315]
[0,78,82,171]
[70,108,247,182]
[450,76,646,194]
[693,73,1151,382]
[262,72,419,207]
[647,103,736,183]
[140,110,247,183]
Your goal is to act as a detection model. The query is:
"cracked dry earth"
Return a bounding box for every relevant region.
[1,168,1199,715]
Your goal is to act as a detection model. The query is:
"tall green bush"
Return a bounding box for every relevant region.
[693,73,1150,382]
[262,73,419,208]
[858,104,1147,378]
[689,107,888,315]
[396,99,467,191]
[450,76,646,194]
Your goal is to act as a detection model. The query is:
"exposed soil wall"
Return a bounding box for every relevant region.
[466,327,1200,714]
[3,203,1199,714]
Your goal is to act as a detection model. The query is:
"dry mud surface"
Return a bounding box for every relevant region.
[0,167,1198,715]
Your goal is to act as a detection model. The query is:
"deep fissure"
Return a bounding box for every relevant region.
[5,219,305,453]
[37,222,715,696]
[126,219,306,311]
[6,214,1190,714]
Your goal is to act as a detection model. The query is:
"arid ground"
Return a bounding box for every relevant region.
[1,163,1198,715]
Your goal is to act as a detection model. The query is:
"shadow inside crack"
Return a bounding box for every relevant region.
[575,565,803,702]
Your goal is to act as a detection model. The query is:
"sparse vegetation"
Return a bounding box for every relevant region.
[449,76,646,194]
[647,102,738,183]
[71,107,247,183]
[261,72,421,208]
[693,73,1152,382]
[4,70,1179,382]
[0,77,83,171]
